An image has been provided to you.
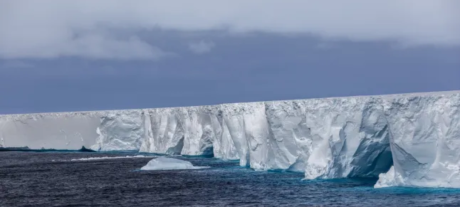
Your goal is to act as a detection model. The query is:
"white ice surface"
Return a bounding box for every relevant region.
[140,157,209,170]
[1,90,460,188]
[375,92,460,188]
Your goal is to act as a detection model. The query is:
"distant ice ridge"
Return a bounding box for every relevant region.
[1,90,459,188]
[140,157,209,170]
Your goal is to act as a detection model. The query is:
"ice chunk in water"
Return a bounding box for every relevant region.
[140,157,209,170]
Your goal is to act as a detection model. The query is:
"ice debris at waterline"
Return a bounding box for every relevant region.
[69,155,153,162]
[140,157,209,171]
[0,90,459,188]
[51,155,154,162]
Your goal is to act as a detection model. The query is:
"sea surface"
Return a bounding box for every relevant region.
[1,151,460,207]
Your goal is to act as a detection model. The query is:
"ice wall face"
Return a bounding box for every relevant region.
[297,98,392,179]
[375,92,460,188]
[92,110,145,151]
[1,91,460,188]
[138,107,216,156]
[0,112,101,150]
[0,110,149,151]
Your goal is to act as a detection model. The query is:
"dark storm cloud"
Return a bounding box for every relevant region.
[0,32,459,114]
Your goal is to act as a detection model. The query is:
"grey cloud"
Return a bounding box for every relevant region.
[188,41,215,54]
[316,42,336,50]
[0,61,34,69]
[0,0,459,60]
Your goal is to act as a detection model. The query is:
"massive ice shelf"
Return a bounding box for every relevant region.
[1,91,459,188]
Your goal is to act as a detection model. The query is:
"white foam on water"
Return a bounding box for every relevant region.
[67,155,154,162]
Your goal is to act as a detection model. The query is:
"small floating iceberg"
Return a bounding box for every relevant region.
[140,157,210,171]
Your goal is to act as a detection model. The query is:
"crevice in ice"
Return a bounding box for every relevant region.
[199,123,214,157]
[359,146,393,178]
[201,146,214,158]
[344,104,393,179]
[374,141,427,188]
[348,141,393,178]
[166,136,184,155]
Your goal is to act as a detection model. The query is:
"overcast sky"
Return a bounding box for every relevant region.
[0,0,459,114]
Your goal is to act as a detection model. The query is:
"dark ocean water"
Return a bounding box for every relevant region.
[1,151,460,207]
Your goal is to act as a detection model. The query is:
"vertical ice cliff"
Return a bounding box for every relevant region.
[139,107,215,156]
[375,92,460,188]
[1,91,459,188]
[0,112,101,149]
[92,110,145,151]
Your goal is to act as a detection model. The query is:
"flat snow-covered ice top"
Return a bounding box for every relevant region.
[1,90,459,117]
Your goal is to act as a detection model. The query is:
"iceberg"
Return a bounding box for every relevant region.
[140,157,209,170]
[0,90,459,188]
